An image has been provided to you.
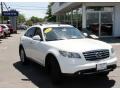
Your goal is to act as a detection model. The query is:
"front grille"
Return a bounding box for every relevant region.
[83,49,109,61]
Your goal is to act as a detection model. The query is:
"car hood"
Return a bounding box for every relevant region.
[44,38,111,52]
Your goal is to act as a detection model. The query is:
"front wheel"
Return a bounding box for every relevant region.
[49,56,62,83]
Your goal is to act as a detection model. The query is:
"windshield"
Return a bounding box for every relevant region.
[43,27,85,41]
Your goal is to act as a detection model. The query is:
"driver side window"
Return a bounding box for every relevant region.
[34,27,43,41]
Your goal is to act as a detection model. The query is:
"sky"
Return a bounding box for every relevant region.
[4,2,49,19]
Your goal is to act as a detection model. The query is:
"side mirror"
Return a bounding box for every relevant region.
[83,33,88,37]
[32,35,41,41]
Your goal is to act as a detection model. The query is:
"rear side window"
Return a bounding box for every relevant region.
[24,27,36,38]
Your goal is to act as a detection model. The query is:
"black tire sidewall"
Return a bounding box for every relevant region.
[20,48,28,64]
[49,56,62,83]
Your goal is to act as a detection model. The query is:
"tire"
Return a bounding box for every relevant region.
[49,56,62,83]
[2,33,5,39]
[4,32,7,37]
[14,31,17,34]
[19,47,28,65]
[8,33,10,37]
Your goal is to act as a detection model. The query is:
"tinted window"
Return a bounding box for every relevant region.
[44,30,58,41]
[24,27,35,38]
[34,27,43,41]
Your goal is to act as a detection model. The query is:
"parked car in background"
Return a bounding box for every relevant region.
[0,24,10,37]
[19,24,117,83]
[0,26,5,38]
[17,24,28,30]
[6,24,14,34]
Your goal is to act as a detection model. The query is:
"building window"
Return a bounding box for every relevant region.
[87,6,113,11]
[59,2,66,6]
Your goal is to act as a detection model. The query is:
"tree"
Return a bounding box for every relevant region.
[26,20,33,26]
[30,16,44,23]
[17,14,26,24]
[0,14,9,23]
[45,3,56,22]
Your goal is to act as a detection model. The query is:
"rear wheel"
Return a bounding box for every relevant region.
[8,33,10,37]
[4,32,7,37]
[20,47,28,65]
[2,33,5,38]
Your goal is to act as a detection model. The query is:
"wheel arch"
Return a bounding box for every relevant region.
[45,52,61,72]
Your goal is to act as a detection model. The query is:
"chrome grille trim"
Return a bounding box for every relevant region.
[83,49,109,61]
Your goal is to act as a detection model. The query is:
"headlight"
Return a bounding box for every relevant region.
[59,51,81,58]
[111,48,115,54]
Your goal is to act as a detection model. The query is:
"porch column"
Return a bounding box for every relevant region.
[64,14,66,23]
[56,15,58,22]
[71,10,73,25]
[76,9,79,28]
[113,5,120,37]
[82,3,86,30]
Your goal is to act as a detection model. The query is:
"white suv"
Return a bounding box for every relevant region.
[19,24,117,82]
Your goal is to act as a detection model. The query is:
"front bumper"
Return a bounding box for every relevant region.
[75,64,117,75]
[58,56,117,74]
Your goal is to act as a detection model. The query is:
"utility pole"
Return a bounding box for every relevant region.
[1,2,3,24]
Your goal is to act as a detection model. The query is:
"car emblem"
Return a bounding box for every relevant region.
[95,52,102,58]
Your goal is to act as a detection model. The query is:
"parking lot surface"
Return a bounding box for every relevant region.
[0,30,120,88]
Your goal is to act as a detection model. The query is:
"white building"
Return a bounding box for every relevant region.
[51,2,120,37]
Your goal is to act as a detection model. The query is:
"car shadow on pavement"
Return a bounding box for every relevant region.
[13,61,115,88]
[0,39,2,43]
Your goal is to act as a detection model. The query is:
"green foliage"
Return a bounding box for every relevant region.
[30,16,44,23]
[26,16,44,26]
[45,3,56,22]
[17,14,26,23]
[0,14,9,22]
[26,20,33,26]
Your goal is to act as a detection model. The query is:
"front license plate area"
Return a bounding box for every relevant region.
[96,63,107,71]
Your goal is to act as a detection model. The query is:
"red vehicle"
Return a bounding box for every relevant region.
[0,26,5,38]
[7,24,14,34]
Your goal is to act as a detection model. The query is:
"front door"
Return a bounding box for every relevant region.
[30,27,46,65]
